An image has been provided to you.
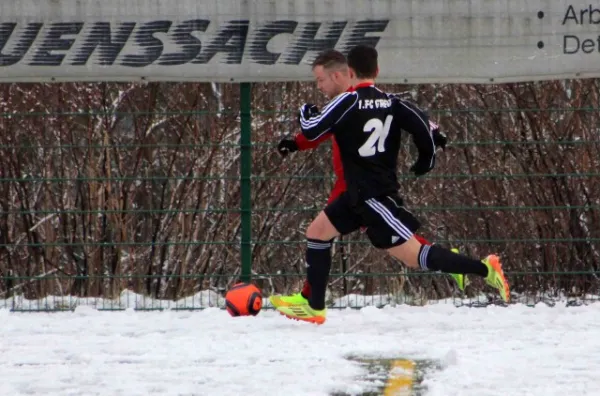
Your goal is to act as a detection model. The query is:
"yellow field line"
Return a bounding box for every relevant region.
[383,359,415,396]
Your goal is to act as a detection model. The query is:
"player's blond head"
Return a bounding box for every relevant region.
[312,50,347,72]
[311,50,350,99]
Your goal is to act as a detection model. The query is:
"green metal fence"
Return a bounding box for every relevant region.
[0,80,599,311]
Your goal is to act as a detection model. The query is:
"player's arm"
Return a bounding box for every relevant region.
[428,120,447,150]
[298,92,358,141]
[392,98,436,176]
[389,94,447,151]
[295,131,331,150]
[276,132,331,158]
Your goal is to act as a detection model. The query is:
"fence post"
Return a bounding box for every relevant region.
[240,82,252,283]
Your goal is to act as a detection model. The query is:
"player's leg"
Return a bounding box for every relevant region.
[299,179,347,300]
[276,211,339,324]
[367,205,468,291]
[270,182,345,308]
[269,213,335,309]
[276,193,361,323]
[412,234,468,291]
[364,195,510,302]
[387,238,508,301]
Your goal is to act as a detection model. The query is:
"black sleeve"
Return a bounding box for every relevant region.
[392,98,436,170]
[299,92,358,141]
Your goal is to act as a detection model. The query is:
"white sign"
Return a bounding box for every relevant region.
[0,0,598,83]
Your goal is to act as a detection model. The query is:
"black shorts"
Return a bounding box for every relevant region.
[324,192,420,249]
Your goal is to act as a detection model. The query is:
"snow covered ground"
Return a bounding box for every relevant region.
[0,299,599,395]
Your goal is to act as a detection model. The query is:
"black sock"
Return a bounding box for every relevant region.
[306,238,332,310]
[419,244,488,277]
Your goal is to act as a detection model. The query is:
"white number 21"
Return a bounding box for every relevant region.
[358,115,392,157]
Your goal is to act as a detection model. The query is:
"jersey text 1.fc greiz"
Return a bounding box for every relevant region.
[299,84,436,203]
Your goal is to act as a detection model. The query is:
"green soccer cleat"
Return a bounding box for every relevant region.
[482,254,510,303]
[269,292,308,308]
[277,304,326,325]
[449,273,467,291]
[449,248,469,291]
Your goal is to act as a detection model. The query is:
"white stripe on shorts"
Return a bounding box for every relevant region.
[365,198,414,241]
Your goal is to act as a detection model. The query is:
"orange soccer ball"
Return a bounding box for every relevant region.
[225,282,263,317]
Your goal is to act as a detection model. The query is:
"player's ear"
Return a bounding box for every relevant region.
[333,70,346,83]
[374,66,380,78]
[331,70,340,82]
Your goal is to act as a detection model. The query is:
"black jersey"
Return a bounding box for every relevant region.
[299,84,436,203]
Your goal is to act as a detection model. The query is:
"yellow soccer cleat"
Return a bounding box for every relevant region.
[276,304,326,325]
[482,254,510,303]
[449,248,470,291]
[269,292,308,308]
[449,273,467,292]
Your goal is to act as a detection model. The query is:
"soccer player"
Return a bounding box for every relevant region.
[275,45,510,324]
[270,50,466,310]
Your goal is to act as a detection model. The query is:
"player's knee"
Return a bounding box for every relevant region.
[387,236,422,268]
[305,221,320,239]
[306,212,339,240]
[306,219,328,240]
